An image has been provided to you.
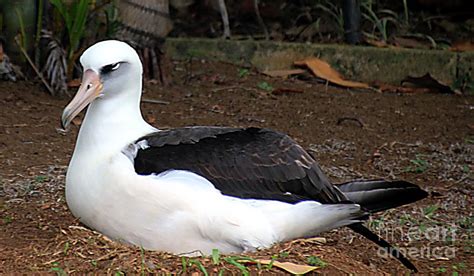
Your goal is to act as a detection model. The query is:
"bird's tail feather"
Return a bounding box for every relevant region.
[338,180,428,213]
[349,223,418,272]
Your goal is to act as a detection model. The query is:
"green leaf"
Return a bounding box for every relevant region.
[50,0,72,31]
[211,248,220,265]
[257,81,273,91]
[3,216,13,224]
[223,256,253,276]
[188,259,209,276]
[181,257,187,273]
[307,256,327,268]
[35,175,47,183]
[69,0,90,57]
[63,241,70,255]
[423,205,439,218]
[238,68,249,78]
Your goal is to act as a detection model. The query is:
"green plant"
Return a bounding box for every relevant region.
[452,262,466,272]
[50,0,91,78]
[399,213,415,225]
[187,259,209,276]
[140,246,146,275]
[452,72,474,94]
[316,1,344,34]
[279,251,290,258]
[462,164,470,174]
[405,155,429,173]
[223,256,256,276]
[457,216,473,229]
[212,248,221,265]
[438,266,447,273]
[3,216,13,224]
[238,68,249,78]
[418,223,427,233]
[34,0,44,65]
[34,175,48,183]
[181,256,188,273]
[368,216,385,229]
[264,255,277,270]
[306,255,327,267]
[15,8,27,52]
[361,2,398,41]
[257,81,273,91]
[423,204,439,218]
[181,257,210,275]
[103,2,120,37]
[63,241,70,255]
[50,262,66,276]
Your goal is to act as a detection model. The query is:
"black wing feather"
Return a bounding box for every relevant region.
[134,126,346,204]
[132,126,421,271]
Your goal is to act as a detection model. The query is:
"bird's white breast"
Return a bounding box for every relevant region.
[65,150,282,254]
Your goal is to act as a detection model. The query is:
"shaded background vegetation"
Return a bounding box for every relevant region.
[0,0,472,95]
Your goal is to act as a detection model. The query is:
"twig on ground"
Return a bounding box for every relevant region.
[142,98,170,105]
[15,36,54,95]
[211,85,239,92]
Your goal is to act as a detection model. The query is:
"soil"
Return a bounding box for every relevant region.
[0,60,473,274]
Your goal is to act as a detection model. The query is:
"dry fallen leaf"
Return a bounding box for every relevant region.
[364,38,389,48]
[401,73,459,94]
[295,57,369,89]
[372,81,432,94]
[393,36,432,49]
[240,259,318,274]
[262,69,306,78]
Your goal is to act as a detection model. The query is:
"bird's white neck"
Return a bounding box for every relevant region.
[73,87,156,156]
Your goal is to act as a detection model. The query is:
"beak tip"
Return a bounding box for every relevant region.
[61,112,71,132]
[61,122,69,132]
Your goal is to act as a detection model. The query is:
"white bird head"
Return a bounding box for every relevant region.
[61,40,143,129]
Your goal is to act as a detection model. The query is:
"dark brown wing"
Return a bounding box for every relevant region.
[133,127,347,204]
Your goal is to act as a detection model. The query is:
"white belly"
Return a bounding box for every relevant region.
[65,152,279,254]
[65,151,362,255]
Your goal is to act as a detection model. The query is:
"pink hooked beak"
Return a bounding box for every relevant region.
[61,69,103,130]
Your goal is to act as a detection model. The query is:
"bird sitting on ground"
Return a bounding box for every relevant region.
[61,40,427,271]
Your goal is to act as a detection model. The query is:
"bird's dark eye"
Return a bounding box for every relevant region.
[101,62,121,74]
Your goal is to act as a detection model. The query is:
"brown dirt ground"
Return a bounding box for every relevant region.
[0,60,473,274]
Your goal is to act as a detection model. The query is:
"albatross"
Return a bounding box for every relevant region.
[61,40,427,271]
